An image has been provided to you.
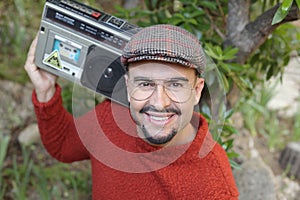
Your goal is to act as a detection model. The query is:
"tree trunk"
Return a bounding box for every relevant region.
[279,142,300,178]
[122,0,140,9]
[224,1,300,106]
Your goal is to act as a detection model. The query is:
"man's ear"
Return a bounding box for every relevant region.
[124,74,128,85]
[193,77,205,105]
[124,74,130,103]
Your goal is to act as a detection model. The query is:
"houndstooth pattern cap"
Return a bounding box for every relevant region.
[121,24,206,75]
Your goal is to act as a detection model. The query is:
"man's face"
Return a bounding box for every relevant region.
[125,61,204,146]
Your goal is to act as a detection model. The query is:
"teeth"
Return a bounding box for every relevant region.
[150,116,169,121]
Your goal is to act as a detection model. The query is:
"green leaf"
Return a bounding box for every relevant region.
[228,63,245,72]
[223,139,234,151]
[0,135,10,169]
[223,125,239,135]
[272,2,292,25]
[190,9,206,17]
[219,62,231,73]
[227,152,240,159]
[239,76,253,90]
[281,0,294,11]
[223,47,239,60]
[272,8,286,25]
[230,159,241,170]
[296,0,300,8]
[186,18,199,25]
[215,46,223,56]
[247,100,268,115]
[198,1,217,10]
[218,71,230,93]
[225,109,234,119]
[205,44,221,60]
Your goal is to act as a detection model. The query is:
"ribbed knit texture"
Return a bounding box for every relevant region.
[32,85,238,199]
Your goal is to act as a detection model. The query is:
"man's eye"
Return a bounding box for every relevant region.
[138,82,154,87]
[168,82,184,88]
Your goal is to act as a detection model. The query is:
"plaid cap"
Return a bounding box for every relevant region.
[121,24,206,74]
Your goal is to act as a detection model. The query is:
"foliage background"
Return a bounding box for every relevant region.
[0,0,300,199]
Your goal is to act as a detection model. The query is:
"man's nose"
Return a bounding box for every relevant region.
[149,85,172,109]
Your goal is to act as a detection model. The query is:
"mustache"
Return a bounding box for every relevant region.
[139,105,181,115]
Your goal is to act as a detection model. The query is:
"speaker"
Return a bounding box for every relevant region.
[80,45,129,106]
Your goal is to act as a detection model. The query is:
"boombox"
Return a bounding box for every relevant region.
[35,0,140,106]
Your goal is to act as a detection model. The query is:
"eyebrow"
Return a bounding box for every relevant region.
[132,77,189,82]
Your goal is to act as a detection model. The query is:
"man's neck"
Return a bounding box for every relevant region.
[168,123,197,146]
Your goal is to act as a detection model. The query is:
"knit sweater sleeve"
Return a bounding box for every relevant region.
[32,84,90,162]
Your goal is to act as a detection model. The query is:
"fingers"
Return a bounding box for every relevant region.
[28,34,38,59]
[24,35,39,73]
[24,33,58,102]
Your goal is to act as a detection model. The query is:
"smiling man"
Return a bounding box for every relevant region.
[122,25,206,148]
[25,24,239,199]
[125,61,204,146]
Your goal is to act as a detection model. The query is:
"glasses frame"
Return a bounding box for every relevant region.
[128,77,196,103]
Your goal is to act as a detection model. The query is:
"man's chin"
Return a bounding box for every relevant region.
[141,126,177,146]
[145,137,171,146]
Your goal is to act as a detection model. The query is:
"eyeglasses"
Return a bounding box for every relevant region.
[128,78,195,103]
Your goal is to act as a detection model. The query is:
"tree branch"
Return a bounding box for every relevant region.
[226,0,251,39]
[224,3,300,64]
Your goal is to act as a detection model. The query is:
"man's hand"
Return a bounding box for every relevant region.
[24,35,58,102]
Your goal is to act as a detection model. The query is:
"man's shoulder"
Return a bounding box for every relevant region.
[95,99,131,124]
[97,99,129,109]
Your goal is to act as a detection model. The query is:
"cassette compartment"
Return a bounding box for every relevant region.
[52,37,81,64]
[36,24,89,82]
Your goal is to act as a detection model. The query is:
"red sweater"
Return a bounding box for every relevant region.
[32,85,238,199]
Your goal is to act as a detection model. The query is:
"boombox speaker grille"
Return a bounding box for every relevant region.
[80,45,128,106]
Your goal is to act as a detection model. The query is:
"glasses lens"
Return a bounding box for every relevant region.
[129,79,193,103]
[165,87,192,103]
[130,87,154,101]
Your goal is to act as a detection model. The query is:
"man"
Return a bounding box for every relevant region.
[25,24,239,199]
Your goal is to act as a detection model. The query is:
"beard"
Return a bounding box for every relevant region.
[141,125,178,145]
[130,105,182,146]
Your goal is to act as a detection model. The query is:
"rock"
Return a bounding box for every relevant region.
[275,176,300,200]
[0,79,34,136]
[18,123,40,146]
[233,157,277,200]
[267,56,300,118]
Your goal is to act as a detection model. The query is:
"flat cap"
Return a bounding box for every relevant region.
[121,24,206,74]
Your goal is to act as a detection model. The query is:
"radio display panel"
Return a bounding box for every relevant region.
[45,7,126,49]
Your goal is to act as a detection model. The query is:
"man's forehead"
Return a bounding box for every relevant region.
[127,60,196,77]
[128,62,197,81]
[128,70,190,81]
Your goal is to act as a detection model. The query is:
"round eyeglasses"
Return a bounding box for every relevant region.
[128,78,195,103]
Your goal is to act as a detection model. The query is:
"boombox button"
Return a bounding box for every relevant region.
[92,12,101,19]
